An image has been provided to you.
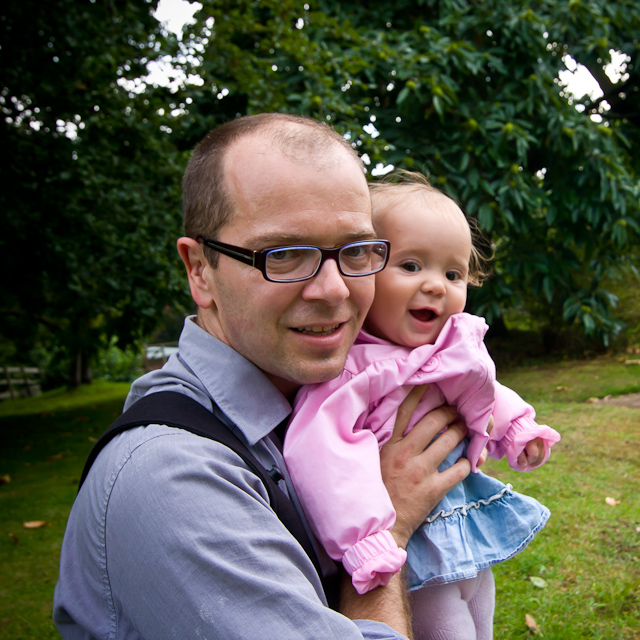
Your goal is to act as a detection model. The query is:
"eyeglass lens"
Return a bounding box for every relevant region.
[265,242,386,281]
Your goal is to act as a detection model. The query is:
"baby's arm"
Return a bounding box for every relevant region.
[420,314,498,471]
[488,382,561,471]
[284,371,406,595]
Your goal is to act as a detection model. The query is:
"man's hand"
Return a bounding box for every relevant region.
[518,437,545,469]
[380,386,471,549]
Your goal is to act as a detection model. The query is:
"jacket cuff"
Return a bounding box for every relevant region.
[342,530,407,594]
[504,420,561,471]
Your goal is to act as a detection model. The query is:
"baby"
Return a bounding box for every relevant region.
[284,170,560,640]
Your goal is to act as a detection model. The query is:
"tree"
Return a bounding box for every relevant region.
[1,0,189,386]
[3,0,637,387]
[174,0,639,346]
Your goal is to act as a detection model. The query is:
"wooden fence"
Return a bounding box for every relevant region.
[0,366,43,400]
[143,342,179,372]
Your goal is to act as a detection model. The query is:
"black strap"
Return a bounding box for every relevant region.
[79,391,339,608]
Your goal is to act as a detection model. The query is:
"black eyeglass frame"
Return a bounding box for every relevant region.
[197,236,390,283]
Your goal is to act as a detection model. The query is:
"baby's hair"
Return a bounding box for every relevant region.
[369,169,492,287]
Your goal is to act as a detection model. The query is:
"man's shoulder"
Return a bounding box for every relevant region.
[86,423,270,509]
[110,422,262,468]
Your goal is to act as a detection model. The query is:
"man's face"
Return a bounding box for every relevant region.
[199,135,376,397]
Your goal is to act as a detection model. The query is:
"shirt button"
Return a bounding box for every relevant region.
[423,355,439,372]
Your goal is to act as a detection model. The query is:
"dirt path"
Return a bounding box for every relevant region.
[588,393,640,408]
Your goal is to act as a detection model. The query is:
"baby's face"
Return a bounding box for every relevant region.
[364,193,471,347]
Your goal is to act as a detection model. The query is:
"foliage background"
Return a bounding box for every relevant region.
[1,0,189,387]
[1,0,639,386]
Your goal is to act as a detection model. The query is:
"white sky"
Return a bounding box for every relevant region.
[155,0,201,36]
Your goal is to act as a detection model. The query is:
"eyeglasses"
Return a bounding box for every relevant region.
[197,237,390,283]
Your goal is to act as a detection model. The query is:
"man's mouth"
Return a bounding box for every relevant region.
[409,309,438,322]
[294,323,341,336]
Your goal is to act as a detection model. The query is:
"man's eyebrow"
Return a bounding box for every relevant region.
[251,230,378,247]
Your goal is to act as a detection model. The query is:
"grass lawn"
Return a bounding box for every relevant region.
[0,365,639,639]
[0,382,128,639]
[486,358,640,639]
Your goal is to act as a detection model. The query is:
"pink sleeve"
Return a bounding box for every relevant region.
[487,381,561,471]
[428,315,496,471]
[284,371,406,594]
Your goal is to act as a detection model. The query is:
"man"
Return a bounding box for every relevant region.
[54,113,470,639]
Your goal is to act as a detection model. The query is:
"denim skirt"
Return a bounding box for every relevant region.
[406,439,550,590]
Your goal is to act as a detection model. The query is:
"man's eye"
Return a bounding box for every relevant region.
[342,245,368,259]
[401,262,420,273]
[269,249,299,261]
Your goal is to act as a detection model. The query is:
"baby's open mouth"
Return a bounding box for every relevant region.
[409,309,437,322]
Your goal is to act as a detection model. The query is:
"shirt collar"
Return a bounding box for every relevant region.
[138,317,292,446]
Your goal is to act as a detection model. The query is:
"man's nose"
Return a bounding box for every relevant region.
[301,258,350,305]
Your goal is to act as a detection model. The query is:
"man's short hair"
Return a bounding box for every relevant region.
[182,113,360,266]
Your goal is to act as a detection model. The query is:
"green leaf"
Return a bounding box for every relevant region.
[530,576,548,588]
[433,94,444,117]
[397,86,410,106]
[477,204,494,232]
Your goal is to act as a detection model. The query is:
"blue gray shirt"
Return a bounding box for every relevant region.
[53,316,407,639]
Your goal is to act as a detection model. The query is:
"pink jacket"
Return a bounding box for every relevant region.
[284,313,560,594]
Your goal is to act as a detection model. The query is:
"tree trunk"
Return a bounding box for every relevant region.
[68,353,82,388]
[81,354,92,385]
[67,351,92,388]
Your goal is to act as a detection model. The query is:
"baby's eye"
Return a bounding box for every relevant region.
[400,262,420,273]
[446,271,461,281]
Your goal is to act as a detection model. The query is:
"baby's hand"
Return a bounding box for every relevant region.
[517,437,545,469]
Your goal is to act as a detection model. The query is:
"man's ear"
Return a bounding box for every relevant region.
[176,237,216,309]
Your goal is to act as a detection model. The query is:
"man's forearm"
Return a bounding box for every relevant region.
[340,570,413,640]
